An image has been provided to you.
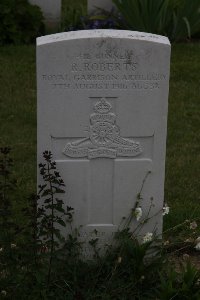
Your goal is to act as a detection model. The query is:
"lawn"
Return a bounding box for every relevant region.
[165,43,200,229]
[0,42,200,231]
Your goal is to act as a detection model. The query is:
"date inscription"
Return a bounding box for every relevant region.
[41,49,167,90]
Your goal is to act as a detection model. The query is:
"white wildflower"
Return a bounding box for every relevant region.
[195,237,200,251]
[196,278,200,286]
[195,243,200,251]
[140,275,145,281]
[190,221,197,230]
[142,232,153,244]
[11,243,16,249]
[134,207,142,221]
[0,248,3,252]
[162,204,170,216]
[163,240,170,246]
[1,290,7,296]
[185,239,190,243]
[117,256,122,264]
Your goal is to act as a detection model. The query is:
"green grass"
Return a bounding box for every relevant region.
[165,43,200,229]
[0,43,200,229]
[0,46,36,213]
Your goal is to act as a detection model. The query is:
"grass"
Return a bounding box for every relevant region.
[165,43,200,229]
[0,42,200,231]
[0,46,36,215]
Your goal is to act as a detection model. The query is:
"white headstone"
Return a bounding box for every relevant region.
[37,30,170,257]
[88,0,115,13]
[29,0,61,28]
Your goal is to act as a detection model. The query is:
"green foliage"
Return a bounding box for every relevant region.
[37,150,72,286]
[113,0,172,33]
[61,1,120,31]
[0,149,200,299]
[170,0,200,41]
[0,0,44,45]
[61,3,86,31]
[0,147,18,249]
[103,232,163,299]
[112,0,200,41]
[157,262,200,299]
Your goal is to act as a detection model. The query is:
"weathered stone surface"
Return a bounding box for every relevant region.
[29,0,61,27]
[37,30,171,257]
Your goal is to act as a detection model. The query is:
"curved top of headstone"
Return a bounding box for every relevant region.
[37,29,170,46]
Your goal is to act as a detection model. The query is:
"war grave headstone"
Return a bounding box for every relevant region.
[37,30,171,257]
[88,0,115,13]
[29,0,61,28]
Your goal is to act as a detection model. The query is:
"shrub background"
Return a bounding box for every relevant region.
[0,0,44,45]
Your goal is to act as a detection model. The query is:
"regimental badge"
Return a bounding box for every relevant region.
[63,98,142,159]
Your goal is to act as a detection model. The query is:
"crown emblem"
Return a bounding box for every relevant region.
[63,97,142,159]
[94,98,112,114]
[91,98,115,124]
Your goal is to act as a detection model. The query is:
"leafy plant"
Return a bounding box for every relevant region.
[113,0,173,34]
[112,0,200,41]
[61,5,120,31]
[0,150,72,298]
[0,147,18,253]
[0,0,44,45]
[170,0,200,41]
[1,148,200,299]
[0,147,15,232]
[0,148,22,297]
[61,3,86,31]
[37,150,73,286]
[157,262,200,299]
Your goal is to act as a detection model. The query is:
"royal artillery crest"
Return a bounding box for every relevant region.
[63,98,142,159]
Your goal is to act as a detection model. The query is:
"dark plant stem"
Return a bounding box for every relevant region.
[47,160,54,287]
[122,170,151,230]
[0,148,13,243]
[2,152,7,226]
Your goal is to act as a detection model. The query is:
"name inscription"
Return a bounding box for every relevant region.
[41,48,167,90]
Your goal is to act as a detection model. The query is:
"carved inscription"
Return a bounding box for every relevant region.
[41,46,167,90]
[71,62,138,72]
[63,98,142,159]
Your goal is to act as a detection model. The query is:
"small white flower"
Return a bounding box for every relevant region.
[196,278,200,286]
[140,275,145,281]
[185,239,190,243]
[190,221,197,230]
[1,290,7,296]
[163,240,170,246]
[195,242,200,251]
[142,232,153,244]
[0,248,3,252]
[117,256,122,264]
[195,237,200,251]
[134,207,142,221]
[162,204,170,216]
[11,244,16,249]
